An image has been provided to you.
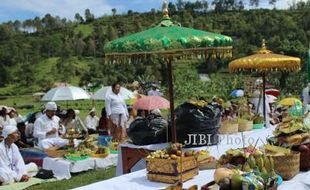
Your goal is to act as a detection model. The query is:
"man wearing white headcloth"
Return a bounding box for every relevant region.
[85,107,99,134]
[33,102,68,150]
[0,125,38,185]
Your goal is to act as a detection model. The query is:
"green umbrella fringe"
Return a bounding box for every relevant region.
[104,47,232,64]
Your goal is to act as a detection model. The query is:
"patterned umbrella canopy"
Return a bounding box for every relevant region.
[104,20,232,58]
[229,40,301,125]
[132,96,170,110]
[229,40,301,73]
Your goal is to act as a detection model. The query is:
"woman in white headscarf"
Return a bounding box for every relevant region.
[0,125,38,185]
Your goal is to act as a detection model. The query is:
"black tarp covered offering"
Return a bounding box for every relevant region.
[174,102,221,147]
[127,115,168,145]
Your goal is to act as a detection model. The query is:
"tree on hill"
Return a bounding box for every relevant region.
[75,13,84,24]
[13,20,21,31]
[85,9,95,23]
[86,38,96,56]
[106,25,118,41]
[112,8,117,16]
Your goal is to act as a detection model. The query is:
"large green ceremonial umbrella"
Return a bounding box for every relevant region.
[104,1,233,143]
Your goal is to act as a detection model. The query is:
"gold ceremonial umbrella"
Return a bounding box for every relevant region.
[229,40,301,123]
[279,98,302,106]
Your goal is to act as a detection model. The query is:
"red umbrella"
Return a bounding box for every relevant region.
[265,89,280,97]
[132,96,170,110]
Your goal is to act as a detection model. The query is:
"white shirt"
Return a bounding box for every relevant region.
[33,114,60,143]
[303,86,310,105]
[0,115,10,128]
[85,115,99,130]
[105,93,129,117]
[7,118,17,126]
[0,141,26,182]
[147,89,162,96]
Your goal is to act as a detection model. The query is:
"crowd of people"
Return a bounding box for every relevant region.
[0,81,164,185]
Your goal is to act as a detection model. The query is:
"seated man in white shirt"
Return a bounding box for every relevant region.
[0,125,38,185]
[84,108,99,134]
[33,102,68,150]
[147,84,162,96]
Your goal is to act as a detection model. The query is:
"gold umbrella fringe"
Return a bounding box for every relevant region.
[229,67,301,73]
[229,59,301,73]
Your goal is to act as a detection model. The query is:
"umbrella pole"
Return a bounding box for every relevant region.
[167,58,176,143]
[262,73,266,126]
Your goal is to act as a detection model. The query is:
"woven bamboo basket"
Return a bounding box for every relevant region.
[292,143,310,171]
[146,156,197,174]
[147,168,199,184]
[45,148,67,158]
[146,156,198,183]
[272,151,300,180]
[238,120,253,132]
[219,120,238,134]
[198,159,217,170]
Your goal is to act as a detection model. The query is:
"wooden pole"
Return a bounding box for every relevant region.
[167,58,176,143]
[262,73,266,126]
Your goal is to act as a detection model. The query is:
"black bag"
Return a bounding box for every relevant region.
[35,169,54,179]
[174,102,221,147]
[127,117,167,145]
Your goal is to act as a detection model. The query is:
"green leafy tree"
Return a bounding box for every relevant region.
[0,25,13,41]
[106,25,118,41]
[0,65,11,86]
[112,8,117,16]
[75,13,84,23]
[86,38,96,56]
[85,9,95,23]
[13,20,21,31]
[75,38,86,56]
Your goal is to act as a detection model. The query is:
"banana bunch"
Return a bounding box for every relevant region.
[264,144,291,156]
[249,154,276,177]
[109,142,119,151]
[198,150,209,155]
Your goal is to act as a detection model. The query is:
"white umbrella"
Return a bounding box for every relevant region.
[92,86,134,100]
[41,86,90,101]
[230,89,244,97]
[266,94,277,103]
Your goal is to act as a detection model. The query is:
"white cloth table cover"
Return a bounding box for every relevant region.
[116,126,275,176]
[43,154,118,180]
[94,154,118,169]
[73,169,310,190]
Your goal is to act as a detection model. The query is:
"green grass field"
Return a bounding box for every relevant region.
[26,166,116,190]
[0,95,105,119]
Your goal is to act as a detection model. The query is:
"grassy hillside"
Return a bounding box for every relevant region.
[0,57,95,96]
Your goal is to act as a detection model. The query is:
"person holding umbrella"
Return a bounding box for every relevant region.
[105,82,129,142]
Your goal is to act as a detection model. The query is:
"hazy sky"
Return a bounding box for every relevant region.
[0,0,303,23]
